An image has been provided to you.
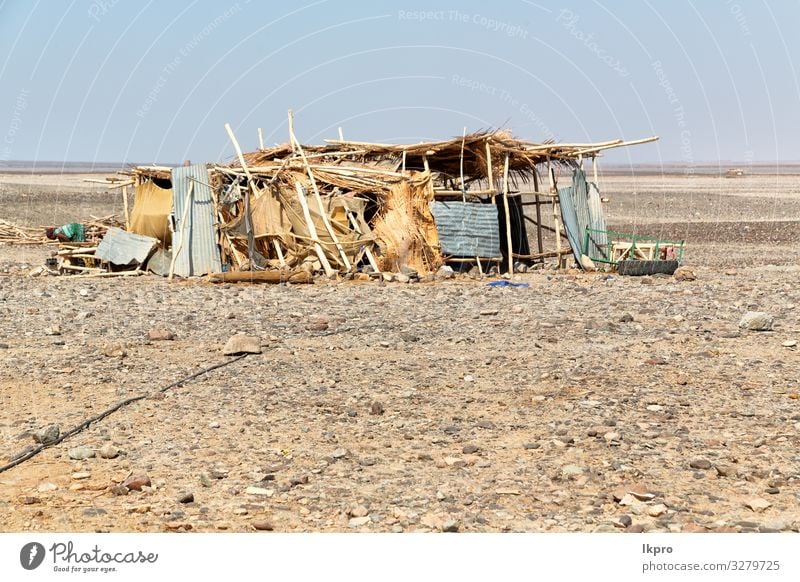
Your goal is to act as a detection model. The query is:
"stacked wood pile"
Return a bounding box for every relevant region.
[0,215,123,246]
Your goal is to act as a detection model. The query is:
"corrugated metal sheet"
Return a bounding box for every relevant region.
[586,182,608,259]
[95,227,158,266]
[571,169,591,254]
[171,164,222,277]
[557,182,583,264]
[430,201,501,258]
[559,169,609,266]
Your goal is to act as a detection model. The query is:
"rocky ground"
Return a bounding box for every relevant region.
[0,170,799,533]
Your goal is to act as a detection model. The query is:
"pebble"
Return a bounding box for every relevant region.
[348,516,371,528]
[177,492,194,503]
[562,465,585,477]
[462,444,480,454]
[349,505,369,518]
[71,472,91,480]
[647,504,668,517]
[442,519,459,532]
[252,520,274,531]
[331,448,348,459]
[245,486,274,497]
[370,401,384,415]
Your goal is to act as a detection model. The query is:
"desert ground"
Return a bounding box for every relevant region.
[0,166,799,533]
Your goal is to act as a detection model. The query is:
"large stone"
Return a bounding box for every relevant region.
[745,498,771,512]
[147,328,175,341]
[739,312,773,331]
[32,424,60,444]
[223,335,262,355]
[436,265,455,280]
[68,446,95,460]
[98,444,119,459]
[122,474,151,491]
[673,266,696,281]
[102,342,127,358]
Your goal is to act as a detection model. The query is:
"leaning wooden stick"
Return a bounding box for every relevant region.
[287,109,351,270]
[295,181,335,277]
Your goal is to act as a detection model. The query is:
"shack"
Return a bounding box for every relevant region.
[123,113,657,279]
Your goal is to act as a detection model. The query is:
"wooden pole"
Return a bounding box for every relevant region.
[485,139,495,203]
[258,127,265,150]
[548,158,562,269]
[121,184,131,231]
[288,110,351,270]
[169,182,194,281]
[532,168,543,255]
[295,181,335,277]
[502,154,513,276]
[459,126,466,197]
[592,155,599,186]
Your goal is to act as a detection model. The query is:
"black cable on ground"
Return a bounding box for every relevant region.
[0,354,249,475]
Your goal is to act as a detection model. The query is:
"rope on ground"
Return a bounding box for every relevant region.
[0,354,249,475]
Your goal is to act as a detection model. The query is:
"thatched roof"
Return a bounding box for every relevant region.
[237,130,657,184]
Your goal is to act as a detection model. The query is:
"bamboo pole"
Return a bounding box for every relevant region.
[295,181,335,277]
[502,153,513,276]
[572,136,659,156]
[287,109,351,270]
[169,182,194,281]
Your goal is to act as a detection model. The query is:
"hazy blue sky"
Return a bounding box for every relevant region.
[1,0,798,165]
